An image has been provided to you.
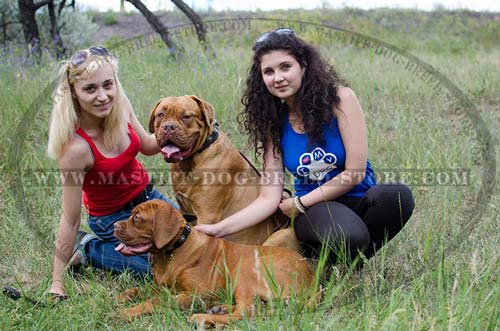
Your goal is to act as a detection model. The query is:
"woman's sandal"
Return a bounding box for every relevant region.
[48,292,68,303]
[68,230,96,275]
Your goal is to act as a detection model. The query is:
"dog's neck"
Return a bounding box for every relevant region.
[150,225,210,268]
[190,121,219,159]
[162,223,192,255]
[153,224,214,254]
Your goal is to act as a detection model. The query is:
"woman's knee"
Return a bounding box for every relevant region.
[348,225,370,252]
[321,224,370,263]
[149,188,179,209]
[393,184,415,221]
[366,183,415,221]
[295,201,370,252]
[293,201,346,243]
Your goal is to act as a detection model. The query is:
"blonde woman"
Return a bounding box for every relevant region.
[47,46,176,298]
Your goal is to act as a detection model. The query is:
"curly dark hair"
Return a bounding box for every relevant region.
[239,29,348,160]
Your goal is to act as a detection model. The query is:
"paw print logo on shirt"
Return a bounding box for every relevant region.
[296,147,337,181]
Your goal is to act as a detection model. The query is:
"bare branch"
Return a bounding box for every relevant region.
[33,0,52,11]
[126,0,182,57]
[170,0,216,58]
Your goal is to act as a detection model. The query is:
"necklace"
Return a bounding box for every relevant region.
[288,113,305,133]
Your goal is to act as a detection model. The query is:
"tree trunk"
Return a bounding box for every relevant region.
[58,0,75,16]
[120,0,125,13]
[126,0,181,57]
[18,0,70,58]
[171,0,216,58]
[47,0,66,58]
[18,0,41,57]
[1,12,6,45]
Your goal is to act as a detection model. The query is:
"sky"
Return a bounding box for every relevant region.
[81,0,500,13]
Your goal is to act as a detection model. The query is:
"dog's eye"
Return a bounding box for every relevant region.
[133,214,141,223]
[182,114,192,120]
[156,112,164,119]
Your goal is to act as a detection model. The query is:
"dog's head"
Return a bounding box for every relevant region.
[148,95,215,163]
[114,200,187,256]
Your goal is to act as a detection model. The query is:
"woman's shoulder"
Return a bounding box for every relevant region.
[336,86,357,101]
[334,86,360,113]
[58,134,92,168]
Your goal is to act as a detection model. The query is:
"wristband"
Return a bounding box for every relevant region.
[294,196,306,214]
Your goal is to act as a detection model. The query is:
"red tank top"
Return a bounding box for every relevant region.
[76,124,149,216]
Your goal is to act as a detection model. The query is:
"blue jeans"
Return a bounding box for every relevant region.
[85,188,177,277]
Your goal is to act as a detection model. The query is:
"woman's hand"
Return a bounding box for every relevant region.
[194,223,222,237]
[278,197,301,218]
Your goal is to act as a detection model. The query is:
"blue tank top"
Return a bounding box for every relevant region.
[281,116,376,197]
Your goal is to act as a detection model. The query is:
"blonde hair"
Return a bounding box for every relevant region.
[47,51,128,159]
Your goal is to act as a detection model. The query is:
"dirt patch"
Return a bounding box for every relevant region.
[92,12,186,43]
[91,9,500,45]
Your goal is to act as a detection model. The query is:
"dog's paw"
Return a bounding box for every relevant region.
[207,304,229,314]
[119,308,137,322]
[118,287,140,303]
[188,313,212,326]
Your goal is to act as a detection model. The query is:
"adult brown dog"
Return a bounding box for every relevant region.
[149,95,299,250]
[114,200,317,325]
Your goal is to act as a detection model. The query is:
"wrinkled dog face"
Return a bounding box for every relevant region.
[114,200,184,256]
[148,95,214,163]
[114,202,157,256]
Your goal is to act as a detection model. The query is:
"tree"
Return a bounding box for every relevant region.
[127,0,215,58]
[17,0,69,58]
[47,0,66,57]
[0,1,20,45]
[126,0,181,57]
[18,0,42,56]
[171,0,215,58]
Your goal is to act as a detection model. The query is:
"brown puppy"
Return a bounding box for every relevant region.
[149,95,299,250]
[114,200,317,326]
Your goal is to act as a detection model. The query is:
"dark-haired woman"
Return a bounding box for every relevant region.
[196,29,414,265]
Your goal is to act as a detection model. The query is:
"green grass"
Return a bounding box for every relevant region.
[1,10,499,331]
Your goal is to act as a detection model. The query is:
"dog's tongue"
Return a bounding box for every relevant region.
[161,145,180,158]
[115,242,153,256]
[115,242,126,253]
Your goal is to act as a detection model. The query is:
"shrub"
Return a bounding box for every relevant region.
[103,10,118,26]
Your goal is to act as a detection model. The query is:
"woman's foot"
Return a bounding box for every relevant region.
[68,231,95,274]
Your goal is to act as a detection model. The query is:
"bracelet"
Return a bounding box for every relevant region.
[294,196,306,214]
[297,196,308,211]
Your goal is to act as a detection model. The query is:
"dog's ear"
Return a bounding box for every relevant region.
[189,95,214,128]
[148,99,164,133]
[153,202,182,249]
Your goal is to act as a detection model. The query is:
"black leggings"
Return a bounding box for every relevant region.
[293,183,415,263]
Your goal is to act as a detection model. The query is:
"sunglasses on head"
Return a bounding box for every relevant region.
[69,46,109,67]
[255,28,296,44]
